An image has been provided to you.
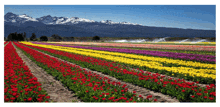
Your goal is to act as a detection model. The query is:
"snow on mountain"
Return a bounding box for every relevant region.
[37,15,96,25]
[100,20,119,24]
[100,20,141,25]
[4,12,142,26]
[36,15,54,24]
[4,12,18,22]
[4,12,39,24]
[18,14,38,22]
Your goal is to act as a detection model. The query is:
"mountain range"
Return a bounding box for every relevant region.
[4,12,216,38]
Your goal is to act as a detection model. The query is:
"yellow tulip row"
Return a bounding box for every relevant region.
[21,42,216,79]
[64,46,216,69]
[46,42,216,69]
[51,46,216,75]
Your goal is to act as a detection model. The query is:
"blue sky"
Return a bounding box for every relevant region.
[4,5,216,30]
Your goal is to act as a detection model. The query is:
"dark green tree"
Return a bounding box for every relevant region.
[40,36,48,41]
[7,32,19,41]
[70,37,74,41]
[30,33,37,41]
[17,33,24,41]
[7,33,13,41]
[51,34,62,41]
[92,36,100,41]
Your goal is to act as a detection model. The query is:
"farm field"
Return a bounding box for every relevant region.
[47,42,216,51]
[4,41,216,102]
[102,42,216,46]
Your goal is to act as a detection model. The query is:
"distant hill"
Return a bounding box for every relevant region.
[4,12,216,38]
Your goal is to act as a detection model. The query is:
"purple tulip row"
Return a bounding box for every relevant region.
[31,42,216,63]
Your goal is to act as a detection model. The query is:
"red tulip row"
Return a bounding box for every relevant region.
[17,42,216,102]
[4,41,8,45]
[4,42,50,102]
[14,42,154,102]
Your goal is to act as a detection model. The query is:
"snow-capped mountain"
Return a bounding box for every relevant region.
[99,20,141,25]
[36,15,141,25]
[4,12,215,38]
[4,12,45,27]
[36,15,96,25]
[4,12,38,23]
[4,12,141,26]
[100,20,119,24]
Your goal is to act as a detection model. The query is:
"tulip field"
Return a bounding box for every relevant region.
[4,41,216,102]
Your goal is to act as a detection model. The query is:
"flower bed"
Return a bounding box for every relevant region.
[70,44,216,56]
[14,42,155,102]
[16,42,216,102]
[33,42,215,63]
[20,42,216,83]
[4,42,50,102]
[47,42,216,51]
[4,41,8,45]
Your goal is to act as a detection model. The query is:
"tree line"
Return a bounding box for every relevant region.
[7,32,27,41]
[5,32,101,41]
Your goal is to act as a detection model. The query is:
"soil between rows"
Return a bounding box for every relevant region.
[4,42,9,47]
[13,43,82,102]
[30,42,212,87]
[17,42,179,102]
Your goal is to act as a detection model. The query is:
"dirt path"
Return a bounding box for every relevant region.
[18,43,179,102]
[44,42,211,87]
[30,42,214,87]
[4,42,9,47]
[12,43,81,102]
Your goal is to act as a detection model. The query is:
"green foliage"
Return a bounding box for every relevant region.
[51,34,62,41]
[7,32,25,41]
[40,36,48,41]
[92,36,100,41]
[30,33,37,41]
